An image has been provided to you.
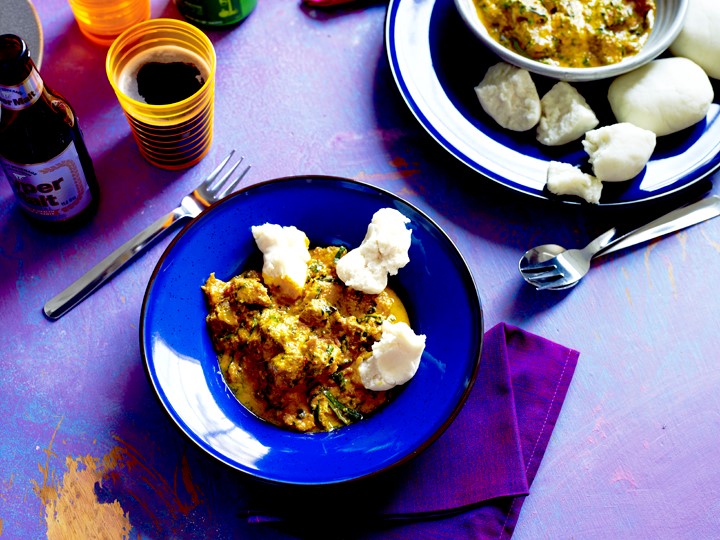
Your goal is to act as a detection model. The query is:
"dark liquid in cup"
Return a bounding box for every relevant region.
[136,61,205,105]
[117,45,210,106]
[115,45,212,168]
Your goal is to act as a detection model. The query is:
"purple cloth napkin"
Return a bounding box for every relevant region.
[246,322,579,538]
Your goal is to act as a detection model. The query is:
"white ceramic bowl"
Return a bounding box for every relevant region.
[454,0,688,82]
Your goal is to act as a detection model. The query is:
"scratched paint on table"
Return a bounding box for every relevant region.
[621,267,633,305]
[356,157,421,182]
[28,419,207,538]
[701,229,720,252]
[641,242,679,298]
[38,454,131,539]
[0,473,11,534]
[31,419,131,539]
[610,465,639,493]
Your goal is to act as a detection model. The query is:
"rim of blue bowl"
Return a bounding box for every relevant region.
[139,175,484,485]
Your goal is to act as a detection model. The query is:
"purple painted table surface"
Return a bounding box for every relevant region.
[2,0,720,538]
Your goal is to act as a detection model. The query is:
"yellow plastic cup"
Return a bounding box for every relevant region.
[68,0,151,47]
[106,18,216,170]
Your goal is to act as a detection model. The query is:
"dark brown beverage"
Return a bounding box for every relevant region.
[107,20,216,170]
[137,61,204,105]
[117,45,210,106]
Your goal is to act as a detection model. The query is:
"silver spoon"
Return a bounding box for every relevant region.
[520,195,720,290]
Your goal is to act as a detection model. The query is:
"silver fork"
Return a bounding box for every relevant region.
[519,195,720,290]
[44,151,251,320]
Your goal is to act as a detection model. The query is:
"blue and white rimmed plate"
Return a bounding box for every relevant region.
[140,176,483,485]
[385,0,720,206]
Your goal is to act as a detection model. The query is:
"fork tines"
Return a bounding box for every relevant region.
[520,262,558,274]
[525,270,564,282]
[206,150,252,199]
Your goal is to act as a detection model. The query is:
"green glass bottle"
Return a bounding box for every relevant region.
[175,0,257,27]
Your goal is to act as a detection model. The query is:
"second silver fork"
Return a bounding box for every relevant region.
[519,195,720,290]
[44,151,250,320]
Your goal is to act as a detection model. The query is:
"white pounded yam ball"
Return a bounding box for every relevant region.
[670,0,720,79]
[546,161,602,204]
[537,81,599,146]
[582,123,656,182]
[608,58,713,136]
[474,62,540,131]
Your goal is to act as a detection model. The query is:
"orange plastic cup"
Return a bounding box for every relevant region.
[68,0,150,47]
[106,18,216,170]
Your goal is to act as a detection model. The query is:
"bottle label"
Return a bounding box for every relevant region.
[1,140,93,221]
[0,68,43,110]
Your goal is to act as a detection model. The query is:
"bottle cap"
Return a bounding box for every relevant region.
[0,34,32,85]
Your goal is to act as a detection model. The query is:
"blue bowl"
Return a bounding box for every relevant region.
[140,176,483,485]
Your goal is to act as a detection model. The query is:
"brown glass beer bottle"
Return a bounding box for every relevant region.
[0,34,99,228]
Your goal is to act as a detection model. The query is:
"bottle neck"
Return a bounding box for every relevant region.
[0,65,43,111]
